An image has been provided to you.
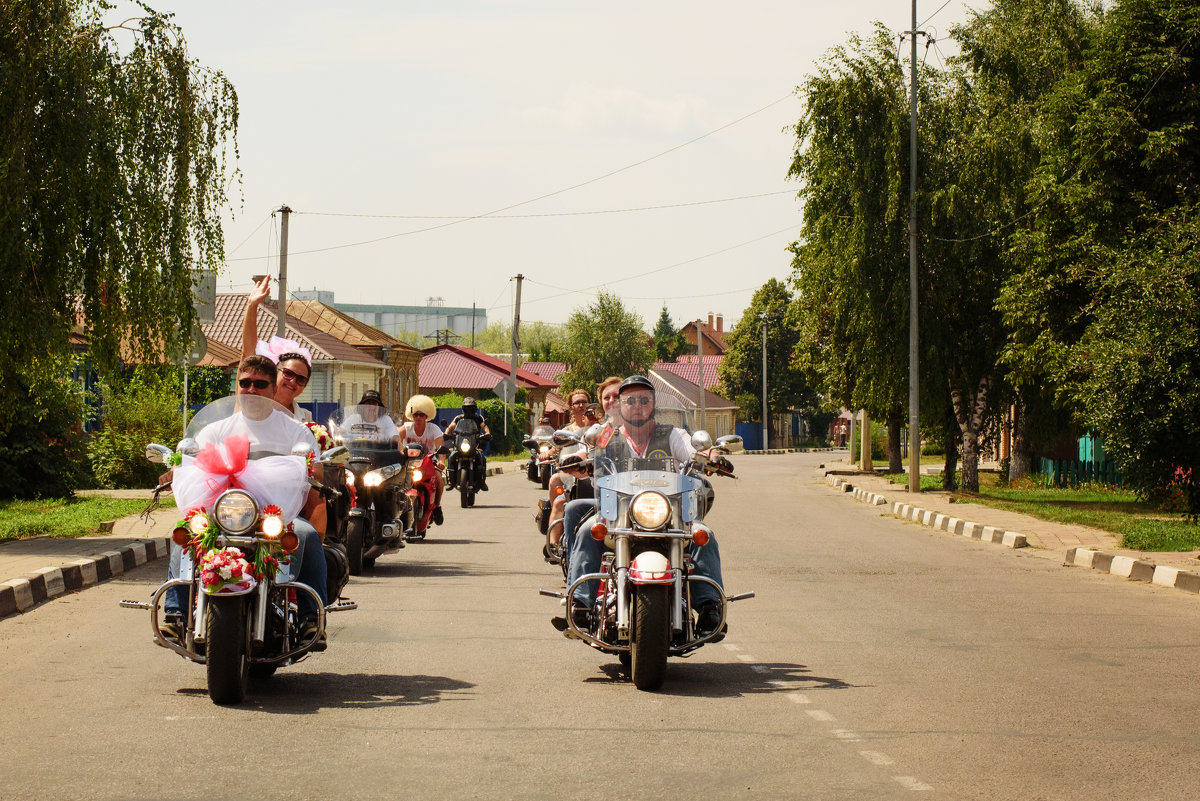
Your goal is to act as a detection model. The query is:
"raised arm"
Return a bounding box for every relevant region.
[241,274,272,360]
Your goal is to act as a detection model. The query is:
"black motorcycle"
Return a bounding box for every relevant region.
[524,424,556,489]
[446,418,490,508]
[328,404,410,574]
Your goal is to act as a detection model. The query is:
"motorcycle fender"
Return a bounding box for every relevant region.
[201,576,258,596]
[629,551,671,583]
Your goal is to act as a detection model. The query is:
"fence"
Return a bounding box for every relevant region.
[1040,457,1122,488]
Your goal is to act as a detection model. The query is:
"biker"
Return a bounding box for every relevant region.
[242,273,314,423]
[545,387,598,555]
[400,394,445,525]
[564,374,728,637]
[163,356,329,644]
[343,389,400,444]
[444,397,491,491]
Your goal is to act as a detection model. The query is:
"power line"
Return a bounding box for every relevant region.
[919,0,957,29]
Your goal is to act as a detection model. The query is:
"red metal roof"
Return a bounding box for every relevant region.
[419,345,558,391]
[520,361,568,383]
[655,355,724,391]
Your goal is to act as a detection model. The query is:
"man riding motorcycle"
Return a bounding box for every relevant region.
[563,375,730,637]
[444,397,490,492]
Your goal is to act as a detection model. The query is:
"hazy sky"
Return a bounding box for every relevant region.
[112,1,983,332]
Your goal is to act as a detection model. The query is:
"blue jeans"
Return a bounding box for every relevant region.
[165,518,327,619]
[565,502,723,609]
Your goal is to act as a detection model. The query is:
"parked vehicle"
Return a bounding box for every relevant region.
[446,417,490,507]
[121,395,355,705]
[541,425,750,691]
[327,404,410,574]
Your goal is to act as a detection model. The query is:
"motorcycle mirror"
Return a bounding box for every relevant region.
[522,438,537,449]
[319,445,349,465]
[690,431,714,452]
[145,443,172,464]
[551,429,581,447]
[175,438,200,457]
[292,442,315,458]
[715,434,744,454]
[582,423,604,446]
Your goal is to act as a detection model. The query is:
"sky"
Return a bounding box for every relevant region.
[109,1,984,334]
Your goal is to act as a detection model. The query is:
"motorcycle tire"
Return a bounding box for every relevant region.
[631,585,670,692]
[345,517,365,576]
[459,468,470,508]
[540,463,550,491]
[206,595,250,705]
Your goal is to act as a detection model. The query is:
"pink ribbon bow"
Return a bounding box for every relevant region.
[192,435,251,506]
[256,336,312,366]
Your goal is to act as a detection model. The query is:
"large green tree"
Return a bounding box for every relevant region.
[557,291,654,393]
[718,279,814,446]
[1,1,238,496]
[652,306,689,362]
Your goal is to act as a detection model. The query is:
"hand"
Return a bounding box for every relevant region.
[248,274,271,306]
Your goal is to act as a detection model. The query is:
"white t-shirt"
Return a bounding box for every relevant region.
[197,409,319,457]
[289,404,314,424]
[340,412,399,443]
[401,421,444,450]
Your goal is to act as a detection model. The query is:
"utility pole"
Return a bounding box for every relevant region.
[760,315,768,451]
[696,319,705,432]
[907,2,921,493]
[507,274,523,437]
[277,205,291,338]
[471,302,476,349]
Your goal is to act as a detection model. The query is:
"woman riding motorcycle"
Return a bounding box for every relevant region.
[399,394,446,526]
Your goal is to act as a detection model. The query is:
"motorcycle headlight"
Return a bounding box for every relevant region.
[363,464,400,489]
[188,512,211,535]
[412,468,424,482]
[344,468,356,486]
[629,491,671,530]
[214,490,258,535]
[261,514,284,539]
[459,440,472,454]
[539,444,550,454]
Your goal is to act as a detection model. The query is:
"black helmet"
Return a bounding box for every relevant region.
[359,389,383,406]
[462,396,477,411]
[619,375,654,394]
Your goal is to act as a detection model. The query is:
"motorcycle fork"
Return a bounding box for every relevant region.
[614,537,631,638]
[252,580,269,643]
[670,538,685,633]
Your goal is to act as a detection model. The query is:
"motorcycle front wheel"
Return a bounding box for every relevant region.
[459,468,470,508]
[206,595,250,705]
[631,585,670,691]
[345,517,365,575]
[540,463,550,491]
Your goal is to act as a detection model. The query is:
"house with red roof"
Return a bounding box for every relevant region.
[418,344,558,426]
[654,354,724,392]
[679,313,730,356]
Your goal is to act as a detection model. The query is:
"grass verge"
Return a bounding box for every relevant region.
[880,471,1200,552]
[0,497,176,542]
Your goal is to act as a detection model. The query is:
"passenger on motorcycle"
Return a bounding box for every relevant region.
[163,356,329,643]
[553,376,622,558]
[444,397,491,491]
[564,374,727,636]
[242,274,314,424]
[400,394,445,525]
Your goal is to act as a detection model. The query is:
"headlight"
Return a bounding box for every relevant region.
[459,440,472,454]
[344,468,355,486]
[261,514,284,538]
[363,464,400,488]
[630,491,671,530]
[214,490,258,535]
[188,512,210,535]
[539,444,550,454]
[412,468,424,482]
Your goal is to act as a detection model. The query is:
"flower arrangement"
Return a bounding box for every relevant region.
[305,422,331,450]
[198,547,256,594]
[179,507,219,557]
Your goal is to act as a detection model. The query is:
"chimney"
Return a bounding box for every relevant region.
[707,312,714,330]
[715,313,723,333]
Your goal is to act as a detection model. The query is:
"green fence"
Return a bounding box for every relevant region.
[1040,458,1122,488]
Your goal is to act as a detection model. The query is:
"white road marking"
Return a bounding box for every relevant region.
[750,664,770,674]
[722,642,742,651]
[831,729,862,742]
[736,653,754,662]
[893,776,934,792]
[786,693,811,705]
[859,751,895,766]
[806,709,835,722]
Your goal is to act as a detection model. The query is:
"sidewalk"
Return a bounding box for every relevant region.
[821,456,1200,593]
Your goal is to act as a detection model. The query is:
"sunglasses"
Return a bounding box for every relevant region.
[570,400,588,407]
[280,367,309,386]
[412,411,427,418]
[238,377,272,390]
[621,395,653,407]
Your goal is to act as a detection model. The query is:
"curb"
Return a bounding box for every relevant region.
[1064,548,1200,593]
[0,537,171,620]
[824,474,1028,550]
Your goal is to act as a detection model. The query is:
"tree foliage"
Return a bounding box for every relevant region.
[557,291,654,393]
[652,306,689,362]
[1,0,239,495]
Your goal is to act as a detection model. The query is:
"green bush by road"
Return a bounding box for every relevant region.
[0,497,175,542]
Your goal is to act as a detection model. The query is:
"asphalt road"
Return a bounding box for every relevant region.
[3,453,1200,800]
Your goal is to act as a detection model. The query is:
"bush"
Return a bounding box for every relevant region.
[0,368,92,499]
[477,398,529,455]
[89,368,188,488]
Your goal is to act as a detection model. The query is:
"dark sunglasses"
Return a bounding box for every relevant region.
[570,400,588,407]
[621,395,653,406]
[280,367,309,386]
[238,377,272,390]
[412,411,427,418]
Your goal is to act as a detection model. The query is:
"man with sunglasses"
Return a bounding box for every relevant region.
[164,356,329,645]
[562,374,727,638]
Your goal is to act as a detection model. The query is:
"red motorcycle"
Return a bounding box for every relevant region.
[403,442,444,541]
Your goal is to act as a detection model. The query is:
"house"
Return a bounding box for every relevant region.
[648,368,737,438]
[418,344,558,426]
[679,313,729,356]
[654,354,725,392]
[285,299,422,412]
[204,294,389,409]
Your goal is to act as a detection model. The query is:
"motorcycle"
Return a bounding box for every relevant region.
[401,441,444,541]
[536,441,593,578]
[540,424,751,691]
[328,404,410,574]
[524,424,556,489]
[121,394,356,705]
[446,417,490,508]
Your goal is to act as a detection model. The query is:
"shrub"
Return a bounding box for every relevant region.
[89,368,188,488]
[0,368,92,499]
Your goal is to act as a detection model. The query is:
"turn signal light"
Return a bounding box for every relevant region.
[692,524,711,547]
[172,526,190,546]
[553,486,564,497]
[590,522,608,541]
[280,531,299,554]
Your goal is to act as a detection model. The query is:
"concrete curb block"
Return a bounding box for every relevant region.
[1065,547,1200,592]
[0,537,170,620]
[826,473,1027,550]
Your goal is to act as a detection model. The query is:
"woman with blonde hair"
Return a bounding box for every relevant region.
[400,394,445,524]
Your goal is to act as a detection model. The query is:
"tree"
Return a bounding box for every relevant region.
[718,279,814,446]
[652,306,689,362]
[557,291,654,393]
[0,1,238,496]
[473,320,566,362]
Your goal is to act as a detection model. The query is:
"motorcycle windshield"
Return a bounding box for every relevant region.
[531,425,555,441]
[329,405,400,453]
[456,418,479,439]
[174,394,311,521]
[593,453,705,526]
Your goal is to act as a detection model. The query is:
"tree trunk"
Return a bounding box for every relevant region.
[951,375,993,493]
[1009,402,1032,481]
[887,415,903,474]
